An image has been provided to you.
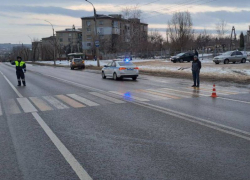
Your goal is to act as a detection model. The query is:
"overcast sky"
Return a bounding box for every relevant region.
[0,0,250,44]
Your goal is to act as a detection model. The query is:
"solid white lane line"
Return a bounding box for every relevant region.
[29,97,53,111]
[6,99,21,114]
[0,101,2,116]
[217,97,250,105]
[17,98,37,113]
[56,95,85,108]
[109,91,150,102]
[43,96,69,110]
[0,71,23,98]
[67,94,99,107]
[89,92,125,104]
[32,112,92,180]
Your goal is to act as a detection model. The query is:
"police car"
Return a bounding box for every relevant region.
[101,59,139,80]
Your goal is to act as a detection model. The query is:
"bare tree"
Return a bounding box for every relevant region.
[167,11,194,52]
[195,29,211,50]
[216,19,228,39]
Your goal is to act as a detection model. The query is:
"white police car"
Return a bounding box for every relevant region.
[102,59,139,80]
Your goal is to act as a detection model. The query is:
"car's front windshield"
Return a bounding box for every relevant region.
[222,51,233,55]
[176,53,185,56]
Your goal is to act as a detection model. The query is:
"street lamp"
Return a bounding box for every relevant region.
[44,20,56,65]
[85,0,100,67]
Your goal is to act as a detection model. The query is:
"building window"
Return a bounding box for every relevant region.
[60,38,63,42]
[113,21,118,28]
[87,28,91,32]
[87,43,91,47]
[99,28,104,35]
[68,38,72,42]
[99,20,103,25]
[87,35,92,40]
[86,21,91,26]
[69,33,72,37]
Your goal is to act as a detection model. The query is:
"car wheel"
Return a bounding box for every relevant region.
[71,67,74,70]
[132,77,137,81]
[215,62,219,64]
[224,59,229,64]
[241,58,246,63]
[173,61,176,63]
[113,73,118,80]
[179,59,184,63]
[102,71,106,79]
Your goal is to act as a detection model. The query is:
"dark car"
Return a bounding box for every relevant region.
[170,52,195,63]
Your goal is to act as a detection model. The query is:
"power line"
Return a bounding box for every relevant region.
[143,0,218,20]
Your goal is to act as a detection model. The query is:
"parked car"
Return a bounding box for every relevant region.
[213,51,247,64]
[70,58,85,70]
[102,60,139,81]
[170,52,195,63]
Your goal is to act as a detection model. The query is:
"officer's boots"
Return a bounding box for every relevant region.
[22,81,26,86]
[18,81,21,86]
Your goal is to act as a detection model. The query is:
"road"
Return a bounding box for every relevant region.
[0,62,250,180]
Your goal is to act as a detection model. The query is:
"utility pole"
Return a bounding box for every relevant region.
[45,20,56,65]
[85,0,100,67]
[230,26,236,51]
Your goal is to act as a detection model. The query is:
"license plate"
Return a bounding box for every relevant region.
[127,68,133,70]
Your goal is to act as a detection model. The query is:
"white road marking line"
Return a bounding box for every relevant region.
[0,101,2,116]
[217,97,250,104]
[17,98,37,113]
[152,89,192,98]
[43,96,69,110]
[132,101,250,141]
[56,95,85,108]
[135,90,170,100]
[25,70,250,140]
[29,97,53,111]
[160,87,210,96]
[0,71,23,98]
[67,94,99,107]
[6,99,21,114]
[32,112,92,180]
[89,92,125,104]
[109,91,150,102]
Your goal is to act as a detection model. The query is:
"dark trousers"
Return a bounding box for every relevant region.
[192,70,200,86]
[16,71,25,85]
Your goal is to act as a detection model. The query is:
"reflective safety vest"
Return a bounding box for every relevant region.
[15,61,25,67]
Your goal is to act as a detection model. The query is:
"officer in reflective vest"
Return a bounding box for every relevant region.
[10,56,26,86]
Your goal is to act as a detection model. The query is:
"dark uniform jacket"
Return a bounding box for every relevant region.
[11,61,26,72]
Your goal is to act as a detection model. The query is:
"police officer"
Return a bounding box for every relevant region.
[10,56,26,86]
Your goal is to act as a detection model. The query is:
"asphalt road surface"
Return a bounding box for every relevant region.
[0,62,250,180]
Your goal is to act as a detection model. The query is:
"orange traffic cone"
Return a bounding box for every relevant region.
[211,84,218,98]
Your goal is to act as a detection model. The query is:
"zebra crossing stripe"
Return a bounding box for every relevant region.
[155,89,192,98]
[141,89,181,99]
[29,97,53,111]
[89,92,125,104]
[43,96,69,110]
[109,91,150,102]
[67,94,99,107]
[56,95,85,108]
[17,98,37,113]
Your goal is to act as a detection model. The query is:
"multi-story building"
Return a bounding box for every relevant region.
[56,25,82,55]
[81,14,148,58]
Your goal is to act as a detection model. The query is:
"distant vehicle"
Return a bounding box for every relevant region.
[101,59,139,80]
[213,51,247,64]
[170,52,195,63]
[70,58,85,70]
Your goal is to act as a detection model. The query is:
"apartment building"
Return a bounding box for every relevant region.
[56,25,82,54]
[81,14,148,57]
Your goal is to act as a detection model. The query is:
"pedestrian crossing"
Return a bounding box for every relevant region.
[0,85,248,116]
